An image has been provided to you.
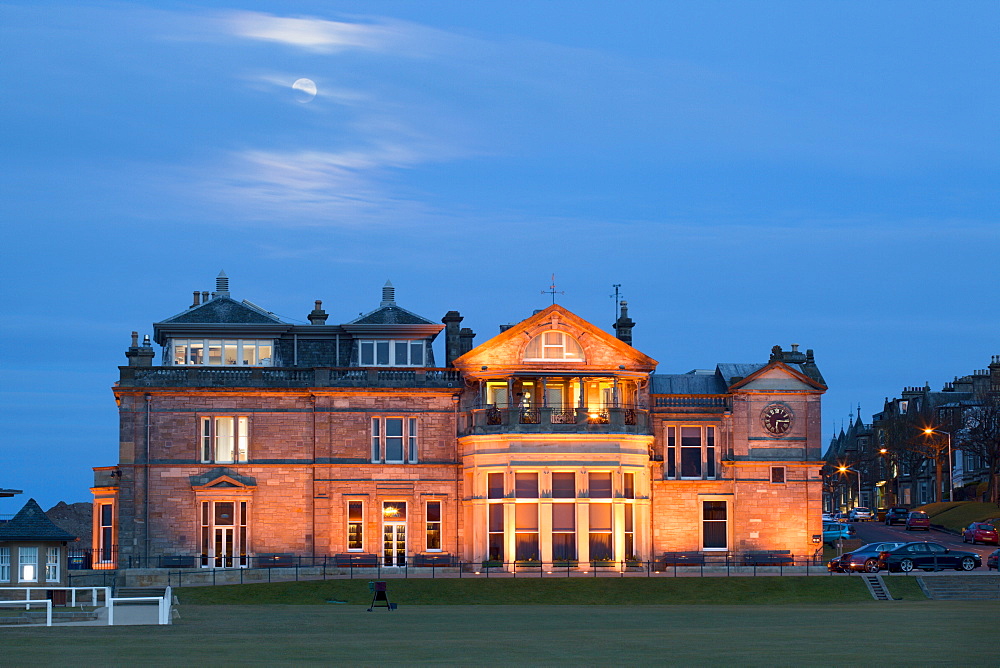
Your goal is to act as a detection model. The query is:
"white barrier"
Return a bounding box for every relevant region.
[108,586,171,626]
[0,599,52,626]
[0,586,110,608]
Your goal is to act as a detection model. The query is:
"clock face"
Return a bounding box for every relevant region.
[761,404,793,435]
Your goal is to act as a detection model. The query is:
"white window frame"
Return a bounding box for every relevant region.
[370,417,418,463]
[200,499,250,568]
[201,416,250,464]
[522,330,586,362]
[0,547,9,582]
[45,547,60,582]
[358,339,426,367]
[169,338,273,367]
[18,546,38,583]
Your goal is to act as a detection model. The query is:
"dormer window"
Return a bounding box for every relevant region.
[523,331,585,362]
[359,340,425,366]
[170,339,273,366]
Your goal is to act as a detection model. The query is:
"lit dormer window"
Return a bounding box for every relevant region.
[170,339,273,366]
[358,340,425,366]
[522,331,585,362]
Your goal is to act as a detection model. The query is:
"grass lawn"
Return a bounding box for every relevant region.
[1,601,993,666]
[174,576,877,606]
[917,501,1000,532]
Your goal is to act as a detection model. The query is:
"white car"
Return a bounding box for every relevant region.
[849,507,873,522]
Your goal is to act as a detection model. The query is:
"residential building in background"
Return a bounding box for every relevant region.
[92,273,827,569]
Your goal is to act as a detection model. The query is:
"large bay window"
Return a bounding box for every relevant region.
[371,417,418,463]
[665,425,717,480]
[201,417,249,463]
[359,340,426,366]
[171,339,273,366]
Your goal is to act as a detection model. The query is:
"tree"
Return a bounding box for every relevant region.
[878,399,949,503]
[957,391,1000,504]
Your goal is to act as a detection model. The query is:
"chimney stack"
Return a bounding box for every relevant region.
[192,291,201,308]
[308,300,329,325]
[613,301,634,346]
[442,311,464,367]
[125,331,155,367]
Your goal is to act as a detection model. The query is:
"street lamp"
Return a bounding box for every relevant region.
[923,427,954,502]
[837,466,862,508]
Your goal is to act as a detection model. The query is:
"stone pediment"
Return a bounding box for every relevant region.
[452,304,656,376]
[190,468,257,491]
[728,361,826,392]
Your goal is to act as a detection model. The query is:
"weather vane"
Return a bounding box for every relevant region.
[542,274,564,305]
[610,283,623,320]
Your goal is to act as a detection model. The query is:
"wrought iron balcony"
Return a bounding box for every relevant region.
[118,366,463,389]
[463,405,650,435]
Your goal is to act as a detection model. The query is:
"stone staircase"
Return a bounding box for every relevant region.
[862,574,893,600]
[917,575,1000,600]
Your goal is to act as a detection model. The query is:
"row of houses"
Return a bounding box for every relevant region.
[825,356,1000,511]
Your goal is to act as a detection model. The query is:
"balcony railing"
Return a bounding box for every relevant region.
[465,405,649,435]
[118,366,463,389]
[652,395,730,411]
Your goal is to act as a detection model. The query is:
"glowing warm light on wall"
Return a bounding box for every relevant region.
[383,505,400,517]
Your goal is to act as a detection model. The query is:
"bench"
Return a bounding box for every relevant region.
[741,550,794,566]
[160,555,197,568]
[257,553,295,567]
[333,553,379,567]
[660,552,707,567]
[412,553,455,567]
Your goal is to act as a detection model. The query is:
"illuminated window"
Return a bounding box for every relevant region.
[522,331,585,362]
[624,503,635,560]
[515,503,539,561]
[170,339,273,366]
[46,547,59,582]
[347,501,364,551]
[358,340,426,366]
[201,500,249,568]
[665,425,718,480]
[97,503,115,564]
[703,501,728,550]
[0,548,9,582]
[18,546,38,582]
[426,501,442,551]
[552,503,576,561]
[370,417,418,463]
[488,503,504,562]
[589,504,613,561]
[201,417,249,463]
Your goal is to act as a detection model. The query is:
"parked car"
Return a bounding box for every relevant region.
[821,512,834,523]
[987,549,1000,571]
[905,511,931,531]
[833,512,851,523]
[827,541,906,573]
[849,507,873,522]
[962,522,998,545]
[884,507,910,526]
[877,542,981,573]
[823,522,855,544]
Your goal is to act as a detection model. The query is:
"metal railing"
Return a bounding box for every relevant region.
[119,366,463,389]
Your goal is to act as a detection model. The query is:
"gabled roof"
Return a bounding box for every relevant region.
[159,297,284,325]
[0,498,76,542]
[727,359,827,392]
[348,304,436,326]
[453,303,657,373]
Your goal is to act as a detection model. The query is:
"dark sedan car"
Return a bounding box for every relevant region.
[884,507,910,526]
[877,541,981,573]
[987,549,999,571]
[962,522,998,545]
[828,541,905,573]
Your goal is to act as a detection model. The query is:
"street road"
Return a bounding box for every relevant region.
[852,519,997,562]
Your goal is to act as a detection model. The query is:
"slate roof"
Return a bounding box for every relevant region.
[159,297,284,325]
[348,304,435,326]
[0,498,76,542]
[651,371,727,395]
[716,363,767,387]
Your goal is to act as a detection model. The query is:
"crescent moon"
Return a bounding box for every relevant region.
[292,78,317,103]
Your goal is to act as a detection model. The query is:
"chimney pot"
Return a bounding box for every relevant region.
[193,291,201,307]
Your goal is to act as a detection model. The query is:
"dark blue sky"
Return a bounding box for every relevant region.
[2,1,998,512]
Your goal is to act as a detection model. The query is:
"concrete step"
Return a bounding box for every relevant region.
[917,576,1000,600]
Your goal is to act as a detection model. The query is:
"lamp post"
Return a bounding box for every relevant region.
[923,428,953,502]
[837,466,862,509]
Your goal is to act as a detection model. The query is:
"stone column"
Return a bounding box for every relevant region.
[576,499,590,565]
